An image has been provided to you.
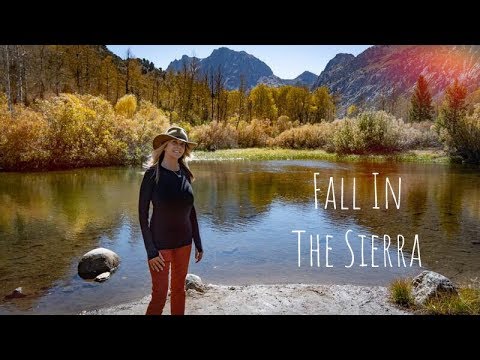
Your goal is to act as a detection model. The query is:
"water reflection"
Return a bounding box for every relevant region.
[0,161,479,314]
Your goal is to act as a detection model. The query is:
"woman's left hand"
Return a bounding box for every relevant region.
[195,249,203,263]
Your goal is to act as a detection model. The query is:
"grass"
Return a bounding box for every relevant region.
[389,278,414,308]
[424,288,480,315]
[192,148,450,164]
[389,278,480,315]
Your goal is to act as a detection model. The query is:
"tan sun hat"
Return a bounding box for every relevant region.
[153,126,197,150]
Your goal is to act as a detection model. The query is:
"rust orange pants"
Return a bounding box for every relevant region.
[146,244,192,315]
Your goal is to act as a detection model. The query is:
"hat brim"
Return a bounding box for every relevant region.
[153,134,197,150]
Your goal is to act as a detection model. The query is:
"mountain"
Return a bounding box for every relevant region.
[257,71,318,88]
[288,71,318,87]
[312,45,480,114]
[167,47,272,90]
[167,47,317,90]
[167,54,201,72]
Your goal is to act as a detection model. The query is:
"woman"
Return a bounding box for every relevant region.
[138,126,203,315]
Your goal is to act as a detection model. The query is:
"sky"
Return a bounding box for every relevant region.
[106,45,371,79]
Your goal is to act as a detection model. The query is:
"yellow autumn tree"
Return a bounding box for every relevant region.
[249,84,277,120]
[115,94,137,118]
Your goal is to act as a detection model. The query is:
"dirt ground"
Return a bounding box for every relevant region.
[81,283,409,315]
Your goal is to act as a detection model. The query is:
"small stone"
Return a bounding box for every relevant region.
[95,272,111,282]
[5,287,27,299]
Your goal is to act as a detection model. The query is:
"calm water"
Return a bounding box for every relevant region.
[1,160,479,314]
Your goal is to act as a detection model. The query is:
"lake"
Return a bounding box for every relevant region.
[1,160,479,314]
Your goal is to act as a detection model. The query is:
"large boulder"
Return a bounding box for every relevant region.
[412,270,458,305]
[78,248,120,279]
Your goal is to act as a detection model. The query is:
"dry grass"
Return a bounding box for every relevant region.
[424,288,480,315]
[389,278,414,308]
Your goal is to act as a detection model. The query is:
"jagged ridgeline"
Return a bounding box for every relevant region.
[167,47,318,90]
[312,45,480,114]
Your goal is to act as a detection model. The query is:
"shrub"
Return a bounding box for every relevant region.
[269,123,334,149]
[190,121,238,150]
[333,111,404,154]
[114,94,137,118]
[237,118,273,148]
[0,104,50,170]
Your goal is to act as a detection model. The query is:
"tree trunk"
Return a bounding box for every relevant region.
[5,45,13,113]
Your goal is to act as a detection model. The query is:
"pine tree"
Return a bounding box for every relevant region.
[409,75,433,122]
[438,79,467,135]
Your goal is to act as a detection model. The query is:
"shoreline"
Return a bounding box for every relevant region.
[1,148,452,173]
[192,148,450,164]
[81,283,410,315]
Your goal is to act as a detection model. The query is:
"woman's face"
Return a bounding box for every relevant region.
[164,139,186,160]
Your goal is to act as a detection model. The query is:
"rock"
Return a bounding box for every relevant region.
[94,272,111,282]
[5,287,27,299]
[78,248,120,279]
[412,270,458,305]
[186,274,204,292]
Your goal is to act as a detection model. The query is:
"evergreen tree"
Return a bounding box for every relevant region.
[438,79,467,134]
[437,79,476,162]
[409,75,433,122]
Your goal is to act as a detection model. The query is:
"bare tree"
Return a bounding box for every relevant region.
[73,45,82,93]
[51,45,65,96]
[214,65,224,121]
[85,47,91,93]
[237,74,246,128]
[125,48,133,94]
[388,86,400,115]
[208,71,215,121]
[115,69,120,103]
[14,45,26,104]
[183,57,200,123]
[4,45,13,112]
[38,45,47,99]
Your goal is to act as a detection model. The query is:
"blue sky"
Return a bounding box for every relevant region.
[107,45,371,79]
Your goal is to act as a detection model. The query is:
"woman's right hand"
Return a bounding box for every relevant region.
[148,253,165,272]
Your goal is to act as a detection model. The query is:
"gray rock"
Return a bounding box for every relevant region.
[186,274,204,292]
[412,270,458,305]
[78,248,120,279]
[94,272,111,282]
[167,47,273,91]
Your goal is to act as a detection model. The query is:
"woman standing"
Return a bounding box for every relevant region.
[139,126,203,315]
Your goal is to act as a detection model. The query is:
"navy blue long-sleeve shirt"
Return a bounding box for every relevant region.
[139,165,202,260]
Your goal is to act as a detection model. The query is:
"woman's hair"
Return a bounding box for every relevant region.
[144,140,195,183]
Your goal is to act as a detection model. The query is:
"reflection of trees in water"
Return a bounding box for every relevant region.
[0,168,141,310]
[192,162,313,230]
[315,164,480,281]
[192,161,480,283]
